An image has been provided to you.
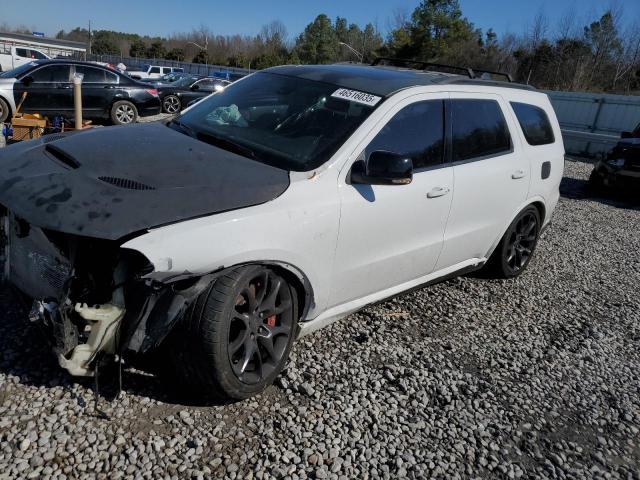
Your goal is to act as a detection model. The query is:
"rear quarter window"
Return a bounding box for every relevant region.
[511,102,555,146]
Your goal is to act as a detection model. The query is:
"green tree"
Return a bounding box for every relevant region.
[192,49,210,64]
[147,40,166,59]
[129,39,147,57]
[165,48,185,61]
[295,14,338,64]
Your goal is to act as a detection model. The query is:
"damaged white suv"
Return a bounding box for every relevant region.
[0,60,564,400]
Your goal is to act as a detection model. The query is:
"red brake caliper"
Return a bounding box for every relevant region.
[265,315,277,327]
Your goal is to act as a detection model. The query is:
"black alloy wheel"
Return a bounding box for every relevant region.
[167,265,297,400]
[505,210,538,273]
[162,95,181,114]
[485,205,541,278]
[228,269,294,385]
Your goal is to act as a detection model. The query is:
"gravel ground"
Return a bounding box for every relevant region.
[0,159,639,480]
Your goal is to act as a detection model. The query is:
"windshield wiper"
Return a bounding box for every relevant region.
[196,132,256,159]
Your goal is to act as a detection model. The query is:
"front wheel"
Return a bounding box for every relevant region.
[168,265,297,400]
[162,95,181,114]
[485,206,541,278]
[110,100,138,125]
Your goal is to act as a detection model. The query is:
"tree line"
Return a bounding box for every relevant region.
[7,0,640,93]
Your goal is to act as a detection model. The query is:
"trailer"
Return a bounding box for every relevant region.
[0,32,86,72]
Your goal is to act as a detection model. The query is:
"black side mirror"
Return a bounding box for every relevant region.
[21,75,34,86]
[351,151,413,186]
[191,83,200,91]
[621,131,633,139]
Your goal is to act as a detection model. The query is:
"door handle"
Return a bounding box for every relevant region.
[511,169,526,179]
[426,186,450,198]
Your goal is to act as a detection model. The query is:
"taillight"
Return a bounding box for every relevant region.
[145,88,158,97]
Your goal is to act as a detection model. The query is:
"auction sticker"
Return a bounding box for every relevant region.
[331,88,381,107]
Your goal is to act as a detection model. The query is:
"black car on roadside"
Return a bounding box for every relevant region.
[0,60,161,125]
[158,76,231,114]
[589,137,640,195]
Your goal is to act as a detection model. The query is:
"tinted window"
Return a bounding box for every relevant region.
[365,100,444,169]
[451,99,511,161]
[174,68,184,73]
[196,79,222,92]
[149,66,161,74]
[30,50,47,60]
[15,48,28,58]
[74,65,105,83]
[105,71,118,84]
[162,67,171,74]
[511,102,555,145]
[30,65,71,82]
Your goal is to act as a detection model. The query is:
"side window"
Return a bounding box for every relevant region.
[74,65,106,83]
[174,68,184,73]
[149,66,161,74]
[105,71,119,84]
[15,48,28,58]
[365,100,445,169]
[30,50,47,60]
[451,99,512,162]
[29,65,71,82]
[162,67,171,74]
[511,102,555,146]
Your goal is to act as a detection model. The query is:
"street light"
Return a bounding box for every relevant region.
[188,37,209,68]
[339,42,364,63]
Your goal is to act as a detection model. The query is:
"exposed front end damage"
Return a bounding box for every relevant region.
[1,206,210,378]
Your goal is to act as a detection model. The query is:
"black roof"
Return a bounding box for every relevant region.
[265,64,534,97]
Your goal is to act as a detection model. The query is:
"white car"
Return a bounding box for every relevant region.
[0,61,564,400]
[0,45,49,72]
[128,64,184,80]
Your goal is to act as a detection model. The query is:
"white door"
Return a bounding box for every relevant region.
[329,95,454,308]
[435,93,529,270]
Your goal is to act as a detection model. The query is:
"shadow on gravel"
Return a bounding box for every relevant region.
[0,286,229,409]
[560,171,640,210]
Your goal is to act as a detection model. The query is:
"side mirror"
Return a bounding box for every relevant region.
[351,151,413,186]
[191,84,200,91]
[621,131,633,139]
[21,76,34,86]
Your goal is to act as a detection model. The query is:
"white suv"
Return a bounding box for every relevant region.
[128,64,184,80]
[0,61,564,400]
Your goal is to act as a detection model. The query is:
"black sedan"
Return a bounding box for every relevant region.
[589,137,640,195]
[0,60,161,125]
[140,72,200,87]
[158,76,231,114]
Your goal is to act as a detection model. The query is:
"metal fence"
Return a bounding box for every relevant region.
[545,90,640,158]
[88,54,253,79]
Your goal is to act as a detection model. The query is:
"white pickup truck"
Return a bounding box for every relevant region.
[128,64,184,80]
[0,45,50,72]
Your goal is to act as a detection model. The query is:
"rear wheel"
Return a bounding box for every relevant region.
[0,97,10,123]
[168,265,297,400]
[110,100,138,125]
[485,206,541,278]
[162,95,181,114]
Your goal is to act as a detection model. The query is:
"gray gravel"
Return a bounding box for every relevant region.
[1,159,639,479]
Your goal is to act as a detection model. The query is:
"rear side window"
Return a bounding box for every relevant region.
[30,50,47,60]
[365,100,444,169]
[451,99,511,162]
[15,48,28,58]
[74,65,106,83]
[149,66,161,74]
[511,102,555,145]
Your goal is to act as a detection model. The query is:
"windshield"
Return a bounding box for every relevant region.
[174,72,379,171]
[0,62,38,78]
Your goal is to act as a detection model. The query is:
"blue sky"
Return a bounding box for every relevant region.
[1,0,638,39]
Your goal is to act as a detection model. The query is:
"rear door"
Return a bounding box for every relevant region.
[435,93,529,270]
[73,65,119,115]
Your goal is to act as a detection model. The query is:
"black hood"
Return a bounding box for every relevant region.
[0,123,289,241]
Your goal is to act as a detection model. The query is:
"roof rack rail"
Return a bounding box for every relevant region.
[372,57,513,83]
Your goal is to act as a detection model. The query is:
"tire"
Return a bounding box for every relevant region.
[162,95,181,114]
[167,265,298,401]
[0,97,10,123]
[110,100,138,125]
[484,205,541,279]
